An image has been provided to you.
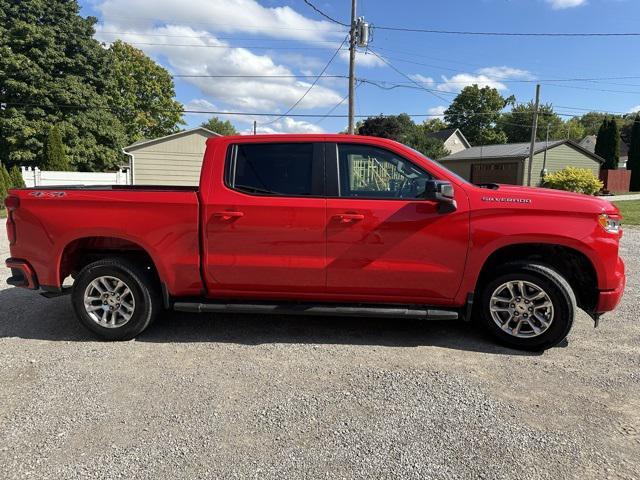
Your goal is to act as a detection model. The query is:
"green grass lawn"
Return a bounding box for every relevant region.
[615,200,640,226]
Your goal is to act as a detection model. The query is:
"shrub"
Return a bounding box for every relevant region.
[542,167,603,195]
[0,163,9,211]
[9,166,26,188]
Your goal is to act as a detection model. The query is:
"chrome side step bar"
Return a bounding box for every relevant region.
[173,302,459,320]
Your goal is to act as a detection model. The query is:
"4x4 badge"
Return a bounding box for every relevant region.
[29,191,66,198]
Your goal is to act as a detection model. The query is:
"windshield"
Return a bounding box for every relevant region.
[405,146,472,186]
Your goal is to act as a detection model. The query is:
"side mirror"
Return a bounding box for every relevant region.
[423,180,457,212]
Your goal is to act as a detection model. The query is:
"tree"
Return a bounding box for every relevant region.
[420,118,449,133]
[9,165,25,188]
[444,85,511,146]
[201,117,238,136]
[106,41,184,144]
[499,102,565,143]
[0,0,127,171]
[595,119,620,170]
[577,112,625,136]
[628,114,640,191]
[357,114,409,141]
[564,117,586,141]
[404,130,449,159]
[0,163,8,203]
[357,114,448,159]
[43,126,71,171]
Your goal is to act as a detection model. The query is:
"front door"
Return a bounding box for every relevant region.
[203,141,326,297]
[325,143,469,304]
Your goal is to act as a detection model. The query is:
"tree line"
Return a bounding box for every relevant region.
[1,0,639,191]
[0,0,183,172]
[355,85,640,189]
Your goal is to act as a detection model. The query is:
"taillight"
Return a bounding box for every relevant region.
[6,214,16,245]
[4,195,20,211]
[4,195,18,245]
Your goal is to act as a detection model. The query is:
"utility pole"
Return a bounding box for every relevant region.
[253,121,257,135]
[527,84,541,186]
[347,0,357,134]
[542,124,550,178]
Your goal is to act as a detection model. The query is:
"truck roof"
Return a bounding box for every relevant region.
[206,134,398,145]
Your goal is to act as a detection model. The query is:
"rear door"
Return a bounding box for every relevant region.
[325,142,469,303]
[202,141,327,297]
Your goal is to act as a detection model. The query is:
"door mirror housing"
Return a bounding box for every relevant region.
[422,180,457,212]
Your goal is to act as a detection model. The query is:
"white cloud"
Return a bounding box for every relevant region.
[95,24,344,112]
[243,117,325,134]
[546,0,587,9]
[628,105,640,114]
[435,66,534,92]
[476,67,535,80]
[184,99,216,114]
[97,0,344,42]
[339,50,385,67]
[427,106,447,117]
[409,74,435,87]
[437,73,508,92]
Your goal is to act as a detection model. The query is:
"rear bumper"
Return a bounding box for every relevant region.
[5,258,39,290]
[596,256,625,313]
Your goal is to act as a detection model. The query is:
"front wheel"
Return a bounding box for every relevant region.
[478,263,576,351]
[71,258,161,340]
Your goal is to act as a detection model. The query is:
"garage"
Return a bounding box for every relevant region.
[471,162,519,184]
[437,140,603,186]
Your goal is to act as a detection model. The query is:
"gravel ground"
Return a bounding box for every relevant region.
[0,225,638,479]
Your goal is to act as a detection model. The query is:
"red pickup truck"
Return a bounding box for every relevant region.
[4,134,625,350]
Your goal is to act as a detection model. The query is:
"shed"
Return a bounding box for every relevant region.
[123,127,221,186]
[438,140,604,186]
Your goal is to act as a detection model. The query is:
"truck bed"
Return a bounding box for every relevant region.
[7,186,203,296]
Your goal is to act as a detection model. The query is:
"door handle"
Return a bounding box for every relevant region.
[213,211,244,220]
[333,213,365,223]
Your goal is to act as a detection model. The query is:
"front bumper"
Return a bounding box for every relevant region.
[5,258,39,290]
[596,256,625,312]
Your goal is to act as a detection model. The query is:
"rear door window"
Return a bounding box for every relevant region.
[226,143,322,196]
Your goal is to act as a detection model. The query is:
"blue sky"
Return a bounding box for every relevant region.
[79,0,640,134]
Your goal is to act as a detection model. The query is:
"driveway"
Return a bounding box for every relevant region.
[0,223,638,479]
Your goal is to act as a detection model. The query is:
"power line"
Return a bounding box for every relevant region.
[116,41,347,51]
[95,31,344,44]
[1,100,624,119]
[172,74,348,79]
[302,0,349,27]
[259,36,348,126]
[372,26,640,37]
[314,81,362,126]
[97,18,347,34]
[365,48,451,102]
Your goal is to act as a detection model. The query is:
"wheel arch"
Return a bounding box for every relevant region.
[475,242,599,312]
[58,235,164,290]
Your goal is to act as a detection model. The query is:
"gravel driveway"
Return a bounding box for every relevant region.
[0,224,638,480]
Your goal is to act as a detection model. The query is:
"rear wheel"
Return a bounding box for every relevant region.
[71,258,161,340]
[478,263,576,351]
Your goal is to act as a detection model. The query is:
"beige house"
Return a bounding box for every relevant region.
[426,128,470,156]
[438,140,603,186]
[123,127,221,186]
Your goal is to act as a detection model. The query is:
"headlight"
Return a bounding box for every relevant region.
[598,214,622,234]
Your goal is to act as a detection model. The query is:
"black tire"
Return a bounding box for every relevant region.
[478,263,576,351]
[71,257,161,340]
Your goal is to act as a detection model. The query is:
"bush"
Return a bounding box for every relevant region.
[9,166,26,188]
[0,163,9,212]
[542,167,603,195]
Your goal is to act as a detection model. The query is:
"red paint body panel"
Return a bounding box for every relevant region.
[5,134,625,315]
